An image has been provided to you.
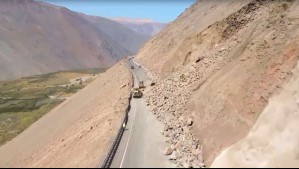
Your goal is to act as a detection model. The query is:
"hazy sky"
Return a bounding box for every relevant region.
[39,0,195,23]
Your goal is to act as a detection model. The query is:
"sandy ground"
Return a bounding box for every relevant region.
[0,62,131,168]
[211,60,299,168]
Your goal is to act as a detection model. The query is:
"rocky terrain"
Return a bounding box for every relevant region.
[0,62,132,167]
[0,0,148,81]
[212,59,299,167]
[136,0,299,167]
[113,17,167,37]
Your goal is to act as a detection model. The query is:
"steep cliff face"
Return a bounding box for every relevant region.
[0,0,147,81]
[136,0,299,167]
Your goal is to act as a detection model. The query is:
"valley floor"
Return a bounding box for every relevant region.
[0,69,103,146]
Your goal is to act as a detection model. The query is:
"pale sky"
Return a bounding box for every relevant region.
[39,0,195,23]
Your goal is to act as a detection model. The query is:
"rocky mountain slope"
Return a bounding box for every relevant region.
[113,18,166,37]
[212,59,299,167]
[0,0,147,81]
[136,0,299,167]
[79,15,149,54]
[0,62,131,167]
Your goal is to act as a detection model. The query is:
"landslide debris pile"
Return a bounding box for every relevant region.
[138,0,299,167]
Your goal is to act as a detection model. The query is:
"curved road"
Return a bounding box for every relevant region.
[110,57,174,168]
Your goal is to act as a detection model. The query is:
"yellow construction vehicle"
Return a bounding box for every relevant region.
[132,88,143,98]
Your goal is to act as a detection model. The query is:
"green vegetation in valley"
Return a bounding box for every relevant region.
[0,68,105,145]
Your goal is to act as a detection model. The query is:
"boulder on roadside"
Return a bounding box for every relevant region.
[183,126,190,134]
[198,163,205,168]
[120,84,126,89]
[163,130,171,137]
[175,142,182,150]
[179,116,185,123]
[187,117,194,126]
[164,125,169,131]
[198,153,204,164]
[169,151,177,160]
[192,148,202,156]
[164,147,173,155]
[183,163,191,168]
[192,161,205,168]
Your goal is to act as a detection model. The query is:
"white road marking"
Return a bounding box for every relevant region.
[132,59,140,67]
[120,72,138,168]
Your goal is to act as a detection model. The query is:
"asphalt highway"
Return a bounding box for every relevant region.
[110,57,173,168]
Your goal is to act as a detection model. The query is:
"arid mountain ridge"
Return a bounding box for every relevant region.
[112,17,167,37]
[0,0,162,81]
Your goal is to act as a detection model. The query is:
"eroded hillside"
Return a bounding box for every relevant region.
[136,0,299,167]
[212,59,299,167]
[0,0,148,81]
[0,62,131,167]
[79,15,149,54]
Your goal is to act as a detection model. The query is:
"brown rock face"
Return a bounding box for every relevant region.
[136,0,299,167]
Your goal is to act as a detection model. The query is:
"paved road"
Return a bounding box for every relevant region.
[110,58,174,168]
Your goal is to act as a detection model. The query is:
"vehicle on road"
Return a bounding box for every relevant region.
[131,66,134,69]
[132,88,143,98]
[139,81,145,89]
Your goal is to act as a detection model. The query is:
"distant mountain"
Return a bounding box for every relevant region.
[113,18,167,37]
[0,0,148,80]
[81,15,149,54]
